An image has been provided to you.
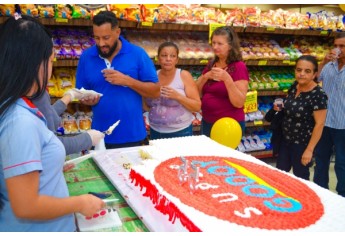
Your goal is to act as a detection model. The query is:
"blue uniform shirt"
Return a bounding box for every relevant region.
[0,98,75,231]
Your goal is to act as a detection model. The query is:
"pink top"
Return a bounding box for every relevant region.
[201,61,249,123]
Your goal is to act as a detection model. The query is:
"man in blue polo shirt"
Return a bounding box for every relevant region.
[314,32,345,197]
[76,11,160,149]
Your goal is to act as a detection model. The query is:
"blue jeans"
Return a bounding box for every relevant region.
[314,127,345,197]
[149,125,193,140]
[201,119,245,137]
[277,138,312,180]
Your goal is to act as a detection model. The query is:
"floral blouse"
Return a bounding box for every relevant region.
[282,82,328,145]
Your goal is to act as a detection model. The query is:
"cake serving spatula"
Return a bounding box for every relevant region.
[103,120,120,135]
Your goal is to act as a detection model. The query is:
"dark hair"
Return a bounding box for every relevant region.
[295,55,318,82]
[93,11,119,29]
[335,32,345,40]
[0,15,53,117]
[157,41,179,56]
[210,26,242,66]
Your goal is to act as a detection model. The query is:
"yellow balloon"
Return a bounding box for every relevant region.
[210,117,242,149]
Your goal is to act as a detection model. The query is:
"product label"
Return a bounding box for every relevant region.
[141,22,153,27]
[244,91,258,113]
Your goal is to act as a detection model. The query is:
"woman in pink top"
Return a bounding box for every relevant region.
[196,26,249,137]
[144,42,201,140]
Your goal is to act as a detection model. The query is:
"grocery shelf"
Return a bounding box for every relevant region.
[244,26,332,37]
[246,150,273,159]
[0,16,340,37]
[245,120,270,127]
[245,60,295,66]
[257,90,286,96]
[176,59,210,66]
[138,22,209,31]
[0,16,138,27]
[53,58,299,67]
[53,59,79,67]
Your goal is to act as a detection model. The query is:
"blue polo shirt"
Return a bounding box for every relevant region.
[76,36,158,144]
[0,98,75,231]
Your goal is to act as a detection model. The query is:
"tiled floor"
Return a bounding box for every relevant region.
[261,157,337,194]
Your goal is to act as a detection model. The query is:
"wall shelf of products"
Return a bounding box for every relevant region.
[247,150,274,159]
[1,16,337,69]
[52,58,301,67]
[1,16,340,37]
[1,16,298,160]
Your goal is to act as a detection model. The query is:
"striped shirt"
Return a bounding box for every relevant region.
[319,61,345,129]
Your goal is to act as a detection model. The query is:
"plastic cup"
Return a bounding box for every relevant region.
[333,48,341,61]
[274,98,283,111]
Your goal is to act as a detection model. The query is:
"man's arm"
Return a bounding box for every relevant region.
[102,69,160,98]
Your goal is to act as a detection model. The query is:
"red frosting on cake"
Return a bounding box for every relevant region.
[130,156,324,231]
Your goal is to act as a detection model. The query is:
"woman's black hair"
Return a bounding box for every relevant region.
[295,55,319,82]
[209,26,242,68]
[0,15,53,117]
[157,41,179,56]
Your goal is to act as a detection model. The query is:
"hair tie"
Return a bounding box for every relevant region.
[14,12,22,20]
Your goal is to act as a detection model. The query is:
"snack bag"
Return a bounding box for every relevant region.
[72,5,91,19]
[108,4,126,19]
[0,4,15,16]
[38,4,54,18]
[336,15,345,31]
[244,7,261,27]
[20,4,39,17]
[140,4,159,23]
[157,4,177,23]
[125,5,142,22]
[226,8,245,27]
[54,4,73,19]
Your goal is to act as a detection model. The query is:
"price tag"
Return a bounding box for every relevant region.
[141,22,153,27]
[282,60,290,64]
[55,18,68,23]
[266,27,275,32]
[209,23,226,43]
[320,30,328,35]
[258,60,267,66]
[289,61,296,66]
[244,91,258,113]
[254,120,263,126]
[199,59,209,64]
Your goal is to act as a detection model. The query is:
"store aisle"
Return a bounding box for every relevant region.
[261,157,337,194]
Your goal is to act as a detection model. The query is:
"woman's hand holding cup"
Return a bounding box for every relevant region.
[273,98,284,111]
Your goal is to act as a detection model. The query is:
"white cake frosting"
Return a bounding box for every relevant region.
[129,136,345,232]
[92,135,345,232]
